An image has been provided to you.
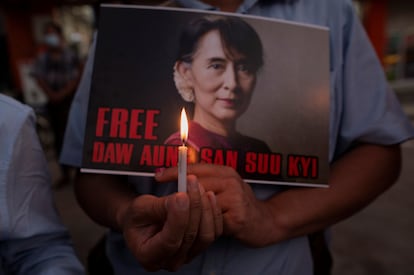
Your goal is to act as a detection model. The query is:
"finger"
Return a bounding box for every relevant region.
[207,191,223,237]
[137,193,190,270]
[186,185,216,260]
[166,175,202,269]
[154,166,178,182]
[155,163,237,183]
[188,163,238,178]
[185,175,202,246]
[190,164,244,194]
[134,194,168,222]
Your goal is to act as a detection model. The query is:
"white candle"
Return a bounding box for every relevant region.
[178,108,188,192]
[178,145,187,192]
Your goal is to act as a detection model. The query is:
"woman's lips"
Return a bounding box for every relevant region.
[218,98,237,107]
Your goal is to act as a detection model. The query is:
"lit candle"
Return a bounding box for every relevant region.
[178,108,188,193]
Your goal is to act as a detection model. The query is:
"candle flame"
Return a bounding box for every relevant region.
[180,108,188,144]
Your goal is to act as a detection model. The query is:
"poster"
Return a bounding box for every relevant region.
[81,5,330,187]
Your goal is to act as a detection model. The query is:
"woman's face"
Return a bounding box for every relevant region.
[184,30,257,132]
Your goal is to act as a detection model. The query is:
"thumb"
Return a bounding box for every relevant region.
[158,192,190,242]
[163,192,190,226]
[146,193,190,260]
[137,193,189,223]
[135,195,170,222]
[155,166,178,183]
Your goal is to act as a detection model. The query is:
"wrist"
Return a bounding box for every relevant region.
[239,200,286,247]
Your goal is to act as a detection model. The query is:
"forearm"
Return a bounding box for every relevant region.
[263,143,401,243]
[74,171,136,231]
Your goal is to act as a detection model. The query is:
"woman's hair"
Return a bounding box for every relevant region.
[176,15,264,72]
[173,15,264,102]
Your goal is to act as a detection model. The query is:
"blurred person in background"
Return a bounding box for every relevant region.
[0,93,84,275]
[32,21,82,186]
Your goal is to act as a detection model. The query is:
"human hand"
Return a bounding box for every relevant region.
[120,175,222,271]
[156,164,274,247]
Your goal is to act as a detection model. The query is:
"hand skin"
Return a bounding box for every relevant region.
[74,173,222,271]
[155,143,402,247]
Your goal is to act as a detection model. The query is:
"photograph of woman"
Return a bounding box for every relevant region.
[164,15,271,172]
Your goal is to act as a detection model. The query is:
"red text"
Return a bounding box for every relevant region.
[287,155,318,178]
[92,141,134,164]
[200,148,238,169]
[139,145,178,167]
[245,152,282,175]
[95,107,160,140]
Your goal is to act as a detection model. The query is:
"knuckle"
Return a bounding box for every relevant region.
[224,177,241,190]
[190,198,202,211]
[202,200,212,213]
[229,211,248,229]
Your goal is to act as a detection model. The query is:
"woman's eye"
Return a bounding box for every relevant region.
[237,64,252,73]
[209,63,224,70]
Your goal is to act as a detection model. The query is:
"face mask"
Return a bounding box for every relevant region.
[43,34,60,47]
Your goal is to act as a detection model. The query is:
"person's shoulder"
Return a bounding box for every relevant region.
[296,0,353,10]
[324,0,356,17]
[283,0,355,24]
[0,94,32,117]
[321,0,356,21]
[0,94,33,130]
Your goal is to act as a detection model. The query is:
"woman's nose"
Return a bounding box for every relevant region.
[223,65,238,90]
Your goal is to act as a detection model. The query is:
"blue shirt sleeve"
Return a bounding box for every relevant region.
[0,95,84,275]
[329,0,414,160]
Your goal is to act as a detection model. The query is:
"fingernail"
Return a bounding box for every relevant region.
[207,191,216,204]
[155,167,165,177]
[188,177,199,192]
[199,182,206,195]
[175,194,189,210]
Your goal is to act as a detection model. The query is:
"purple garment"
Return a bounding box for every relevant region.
[164,121,271,152]
[164,121,273,179]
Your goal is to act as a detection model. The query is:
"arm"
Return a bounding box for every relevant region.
[1,109,84,275]
[156,143,401,247]
[74,172,135,231]
[260,143,401,243]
